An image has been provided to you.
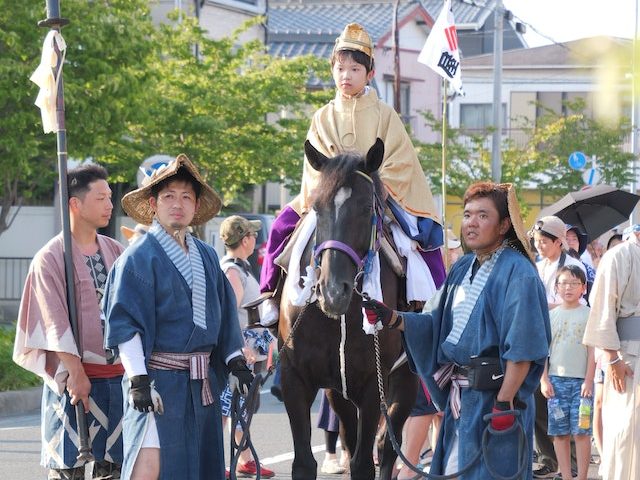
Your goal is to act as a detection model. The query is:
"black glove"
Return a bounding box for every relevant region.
[362,299,399,328]
[129,375,164,414]
[228,356,254,395]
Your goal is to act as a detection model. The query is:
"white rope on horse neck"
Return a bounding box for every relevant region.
[340,313,348,400]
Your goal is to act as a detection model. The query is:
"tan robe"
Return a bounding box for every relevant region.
[13,233,124,394]
[583,234,640,480]
[295,89,440,222]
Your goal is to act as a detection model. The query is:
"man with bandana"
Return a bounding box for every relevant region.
[103,155,252,480]
[363,182,551,479]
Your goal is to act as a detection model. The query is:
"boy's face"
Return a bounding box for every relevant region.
[555,271,585,305]
[533,231,562,260]
[332,54,374,97]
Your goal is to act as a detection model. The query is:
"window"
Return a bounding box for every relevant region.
[382,79,411,124]
[460,103,506,130]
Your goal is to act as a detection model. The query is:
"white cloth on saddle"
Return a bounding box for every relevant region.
[282,208,435,334]
[389,218,437,302]
[284,210,319,307]
[282,210,383,336]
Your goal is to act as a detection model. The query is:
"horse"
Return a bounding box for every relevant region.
[277,139,419,479]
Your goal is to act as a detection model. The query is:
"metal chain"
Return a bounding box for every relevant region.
[268,287,317,378]
[372,328,387,409]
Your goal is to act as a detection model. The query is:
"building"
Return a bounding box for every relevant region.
[444,36,634,233]
[450,36,633,147]
[267,0,526,143]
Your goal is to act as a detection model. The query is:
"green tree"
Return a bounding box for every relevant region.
[525,100,634,195]
[131,16,330,205]
[0,0,157,236]
[416,99,634,200]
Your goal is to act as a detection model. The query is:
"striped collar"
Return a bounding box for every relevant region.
[149,219,207,330]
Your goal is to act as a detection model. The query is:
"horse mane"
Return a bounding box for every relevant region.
[311,152,384,210]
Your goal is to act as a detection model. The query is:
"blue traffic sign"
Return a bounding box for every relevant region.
[568,151,587,170]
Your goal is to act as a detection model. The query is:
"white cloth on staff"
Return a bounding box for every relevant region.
[30,30,66,133]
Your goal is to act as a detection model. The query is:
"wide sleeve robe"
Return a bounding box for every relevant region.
[402,249,551,480]
[103,234,244,480]
[13,233,124,394]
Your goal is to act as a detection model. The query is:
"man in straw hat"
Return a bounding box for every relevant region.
[362,182,551,479]
[258,22,445,324]
[103,154,253,480]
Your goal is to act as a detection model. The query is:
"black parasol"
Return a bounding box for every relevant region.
[538,184,640,240]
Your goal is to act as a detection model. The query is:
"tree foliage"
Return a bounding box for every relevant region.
[1,4,330,239]
[416,99,634,202]
[130,16,330,205]
[0,0,157,236]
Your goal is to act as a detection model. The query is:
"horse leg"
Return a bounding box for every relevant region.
[282,366,318,480]
[377,363,418,480]
[332,382,379,480]
[326,390,358,467]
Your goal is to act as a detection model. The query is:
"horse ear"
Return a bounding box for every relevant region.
[304,140,329,171]
[364,138,384,173]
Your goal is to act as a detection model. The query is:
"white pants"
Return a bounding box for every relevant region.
[600,339,640,480]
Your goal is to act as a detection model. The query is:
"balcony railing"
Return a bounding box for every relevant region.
[0,258,31,301]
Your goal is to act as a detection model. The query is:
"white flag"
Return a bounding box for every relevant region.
[418,0,463,94]
[30,31,66,134]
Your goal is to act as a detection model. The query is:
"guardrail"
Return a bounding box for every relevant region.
[0,258,31,301]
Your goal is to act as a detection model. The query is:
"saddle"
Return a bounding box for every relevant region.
[273,209,418,312]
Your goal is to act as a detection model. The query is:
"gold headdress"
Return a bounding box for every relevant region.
[334,23,374,62]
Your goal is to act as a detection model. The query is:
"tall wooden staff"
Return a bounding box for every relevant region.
[37,0,93,462]
[441,77,449,271]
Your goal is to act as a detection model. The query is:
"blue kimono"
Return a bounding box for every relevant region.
[403,248,551,480]
[103,233,243,480]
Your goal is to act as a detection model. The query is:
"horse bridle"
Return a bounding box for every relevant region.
[312,169,382,285]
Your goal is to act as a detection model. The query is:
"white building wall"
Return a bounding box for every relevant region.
[0,207,57,258]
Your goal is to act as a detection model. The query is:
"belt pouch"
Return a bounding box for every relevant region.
[467,356,503,390]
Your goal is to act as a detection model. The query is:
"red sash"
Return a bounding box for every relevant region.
[82,362,125,379]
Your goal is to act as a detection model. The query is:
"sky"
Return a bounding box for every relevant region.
[502,0,638,47]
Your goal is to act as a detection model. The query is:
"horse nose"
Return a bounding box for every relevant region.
[320,279,351,305]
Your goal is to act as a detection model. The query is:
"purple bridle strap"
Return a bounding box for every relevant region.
[314,240,364,269]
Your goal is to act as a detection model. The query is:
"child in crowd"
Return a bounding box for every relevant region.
[540,265,595,480]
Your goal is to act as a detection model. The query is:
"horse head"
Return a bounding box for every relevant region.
[305,138,384,318]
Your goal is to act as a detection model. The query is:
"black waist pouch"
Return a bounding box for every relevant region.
[467,356,503,390]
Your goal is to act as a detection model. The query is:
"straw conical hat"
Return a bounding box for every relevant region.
[121,154,221,226]
[503,183,536,262]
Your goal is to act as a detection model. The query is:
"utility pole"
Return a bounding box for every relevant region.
[491,0,504,182]
[392,0,401,113]
[632,0,639,223]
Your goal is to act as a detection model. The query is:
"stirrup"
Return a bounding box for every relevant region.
[259,297,280,327]
[242,291,275,309]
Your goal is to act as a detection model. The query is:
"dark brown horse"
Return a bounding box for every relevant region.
[278,139,418,479]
